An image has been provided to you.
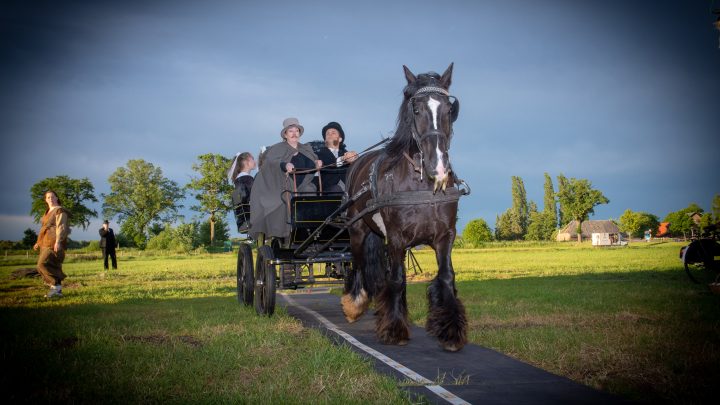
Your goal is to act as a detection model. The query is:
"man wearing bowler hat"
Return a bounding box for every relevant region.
[99,220,118,270]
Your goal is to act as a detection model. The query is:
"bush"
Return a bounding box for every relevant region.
[462,218,494,247]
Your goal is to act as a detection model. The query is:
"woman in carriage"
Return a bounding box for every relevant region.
[228,152,256,232]
[249,117,322,241]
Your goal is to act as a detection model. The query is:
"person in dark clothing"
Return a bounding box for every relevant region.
[228,152,256,232]
[316,121,357,193]
[99,220,117,270]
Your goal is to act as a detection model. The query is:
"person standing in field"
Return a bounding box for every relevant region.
[99,220,118,270]
[33,190,70,298]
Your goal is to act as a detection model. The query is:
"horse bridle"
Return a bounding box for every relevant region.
[407,86,459,181]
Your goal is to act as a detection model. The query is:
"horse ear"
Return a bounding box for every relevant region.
[403,65,416,84]
[440,62,454,88]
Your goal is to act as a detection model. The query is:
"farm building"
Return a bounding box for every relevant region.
[556,220,620,242]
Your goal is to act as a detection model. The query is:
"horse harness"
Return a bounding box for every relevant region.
[342,150,470,227]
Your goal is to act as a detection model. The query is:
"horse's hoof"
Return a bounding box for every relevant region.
[441,342,463,352]
[341,292,368,323]
[376,327,410,346]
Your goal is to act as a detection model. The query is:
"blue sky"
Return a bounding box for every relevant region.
[1,0,719,241]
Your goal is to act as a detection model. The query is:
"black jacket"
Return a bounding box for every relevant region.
[316,146,348,190]
[232,175,254,206]
[99,227,117,249]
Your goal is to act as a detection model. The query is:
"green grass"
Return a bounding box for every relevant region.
[0,254,414,404]
[407,241,720,403]
[2,242,718,403]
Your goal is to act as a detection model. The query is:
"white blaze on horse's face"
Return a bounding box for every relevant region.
[428,97,441,130]
[427,96,448,190]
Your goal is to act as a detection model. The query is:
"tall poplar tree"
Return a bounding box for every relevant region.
[510,176,529,237]
[542,173,557,228]
[556,174,569,227]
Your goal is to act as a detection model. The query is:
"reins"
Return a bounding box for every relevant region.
[286,137,391,193]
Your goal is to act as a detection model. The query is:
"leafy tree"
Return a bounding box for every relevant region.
[21,228,38,248]
[172,222,200,253]
[186,154,234,246]
[146,222,200,253]
[618,209,660,239]
[199,215,230,247]
[102,159,184,248]
[542,173,557,229]
[525,211,556,241]
[462,218,493,247]
[712,194,720,223]
[30,175,98,230]
[146,225,173,251]
[148,222,166,237]
[556,177,609,242]
[114,231,135,248]
[664,203,703,239]
[495,209,523,240]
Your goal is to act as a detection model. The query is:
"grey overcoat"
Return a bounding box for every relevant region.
[249,141,318,239]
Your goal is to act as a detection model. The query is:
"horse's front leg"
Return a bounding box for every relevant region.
[375,244,410,345]
[342,222,371,323]
[426,236,467,352]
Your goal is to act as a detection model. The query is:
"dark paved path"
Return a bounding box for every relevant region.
[280,291,626,405]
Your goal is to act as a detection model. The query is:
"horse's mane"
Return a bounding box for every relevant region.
[385,72,446,163]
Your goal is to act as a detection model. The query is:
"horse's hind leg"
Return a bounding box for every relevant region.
[426,239,467,352]
[375,244,411,345]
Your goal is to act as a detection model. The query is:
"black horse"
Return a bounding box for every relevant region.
[342,63,467,351]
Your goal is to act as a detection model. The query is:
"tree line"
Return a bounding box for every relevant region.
[462,173,719,247]
[18,154,234,250]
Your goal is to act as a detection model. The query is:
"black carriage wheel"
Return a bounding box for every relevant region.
[684,240,720,284]
[236,244,254,306]
[254,245,277,316]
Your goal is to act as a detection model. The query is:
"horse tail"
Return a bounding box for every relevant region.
[362,231,387,299]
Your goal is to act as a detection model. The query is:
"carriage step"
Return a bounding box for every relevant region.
[278,287,332,295]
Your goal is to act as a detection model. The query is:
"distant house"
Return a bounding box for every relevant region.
[556,220,620,242]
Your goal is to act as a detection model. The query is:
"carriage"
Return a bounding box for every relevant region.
[233,63,472,352]
[234,187,354,316]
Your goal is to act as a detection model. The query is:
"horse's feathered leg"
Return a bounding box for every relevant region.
[375,244,411,345]
[426,235,467,352]
[342,225,381,322]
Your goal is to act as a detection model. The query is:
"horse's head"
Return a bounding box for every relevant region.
[402,63,459,192]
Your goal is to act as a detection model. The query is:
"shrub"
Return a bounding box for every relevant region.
[462,218,494,247]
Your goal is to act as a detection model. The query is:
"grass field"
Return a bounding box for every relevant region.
[407,241,720,403]
[0,254,413,404]
[1,242,718,403]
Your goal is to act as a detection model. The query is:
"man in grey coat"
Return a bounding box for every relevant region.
[249,118,321,240]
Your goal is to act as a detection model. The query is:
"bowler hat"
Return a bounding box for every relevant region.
[281,117,304,139]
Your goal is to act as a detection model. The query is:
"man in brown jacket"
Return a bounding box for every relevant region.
[33,190,69,298]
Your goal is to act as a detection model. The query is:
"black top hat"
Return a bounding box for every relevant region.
[321,121,345,141]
